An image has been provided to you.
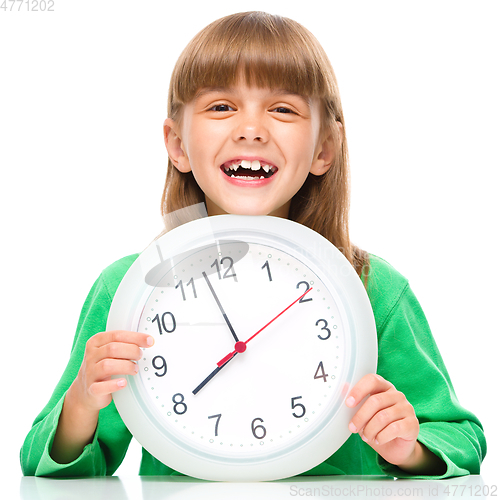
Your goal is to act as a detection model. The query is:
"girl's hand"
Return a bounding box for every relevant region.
[71,330,154,413]
[345,374,421,470]
[52,330,154,464]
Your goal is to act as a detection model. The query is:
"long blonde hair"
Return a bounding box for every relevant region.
[160,11,369,279]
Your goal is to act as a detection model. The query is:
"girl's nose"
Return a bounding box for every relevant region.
[232,113,269,143]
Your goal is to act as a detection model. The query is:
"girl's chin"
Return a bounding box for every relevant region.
[206,203,290,219]
[204,192,291,218]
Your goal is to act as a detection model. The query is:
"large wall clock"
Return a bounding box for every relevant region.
[108,215,377,481]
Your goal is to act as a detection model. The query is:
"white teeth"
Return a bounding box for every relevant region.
[231,160,263,171]
[231,174,257,180]
[224,159,276,178]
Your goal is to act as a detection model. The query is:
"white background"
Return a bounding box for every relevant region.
[1,0,497,489]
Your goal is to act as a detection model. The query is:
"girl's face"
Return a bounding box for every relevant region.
[164,80,336,218]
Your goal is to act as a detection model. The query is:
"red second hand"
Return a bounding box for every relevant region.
[216,286,313,367]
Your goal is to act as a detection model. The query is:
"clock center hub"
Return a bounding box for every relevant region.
[235,341,247,353]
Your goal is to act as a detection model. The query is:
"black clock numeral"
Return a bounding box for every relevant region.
[152,355,167,377]
[152,312,176,335]
[315,319,331,340]
[208,413,222,436]
[297,281,313,303]
[314,361,329,383]
[172,393,187,415]
[291,396,306,418]
[175,278,197,301]
[211,257,237,281]
[261,260,272,281]
[251,417,266,439]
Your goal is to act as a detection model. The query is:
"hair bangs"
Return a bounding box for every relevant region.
[168,12,334,119]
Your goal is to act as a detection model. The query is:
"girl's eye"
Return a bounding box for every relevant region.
[272,106,294,114]
[210,104,234,112]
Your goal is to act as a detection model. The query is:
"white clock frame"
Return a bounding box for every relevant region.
[108,215,377,481]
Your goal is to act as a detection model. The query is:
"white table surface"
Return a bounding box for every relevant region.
[18,474,494,500]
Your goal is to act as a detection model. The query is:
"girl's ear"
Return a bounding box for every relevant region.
[310,121,343,176]
[163,118,192,173]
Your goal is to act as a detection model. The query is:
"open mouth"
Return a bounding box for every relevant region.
[221,159,277,180]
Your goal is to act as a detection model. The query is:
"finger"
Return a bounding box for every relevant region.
[345,374,393,408]
[359,397,408,441]
[348,389,401,435]
[88,330,154,350]
[372,415,419,446]
[94,358,140,381]
[88,377,129,398]
[96,342,143,363]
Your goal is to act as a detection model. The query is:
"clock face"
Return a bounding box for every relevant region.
[109,215,377,481]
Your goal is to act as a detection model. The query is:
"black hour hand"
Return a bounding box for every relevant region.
[192,354,237,395]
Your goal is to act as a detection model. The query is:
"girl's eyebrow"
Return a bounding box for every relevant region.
[194,87,312,107]
[194,87,230,99]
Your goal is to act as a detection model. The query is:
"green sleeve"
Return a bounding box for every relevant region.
[368,259,486,478]
[20,256,138,477]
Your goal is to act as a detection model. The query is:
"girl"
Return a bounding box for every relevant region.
[20,11,485,479]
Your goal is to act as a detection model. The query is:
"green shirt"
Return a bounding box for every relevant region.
[20,254,486,478]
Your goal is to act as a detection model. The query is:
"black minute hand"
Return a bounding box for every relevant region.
[202,271,239,343]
